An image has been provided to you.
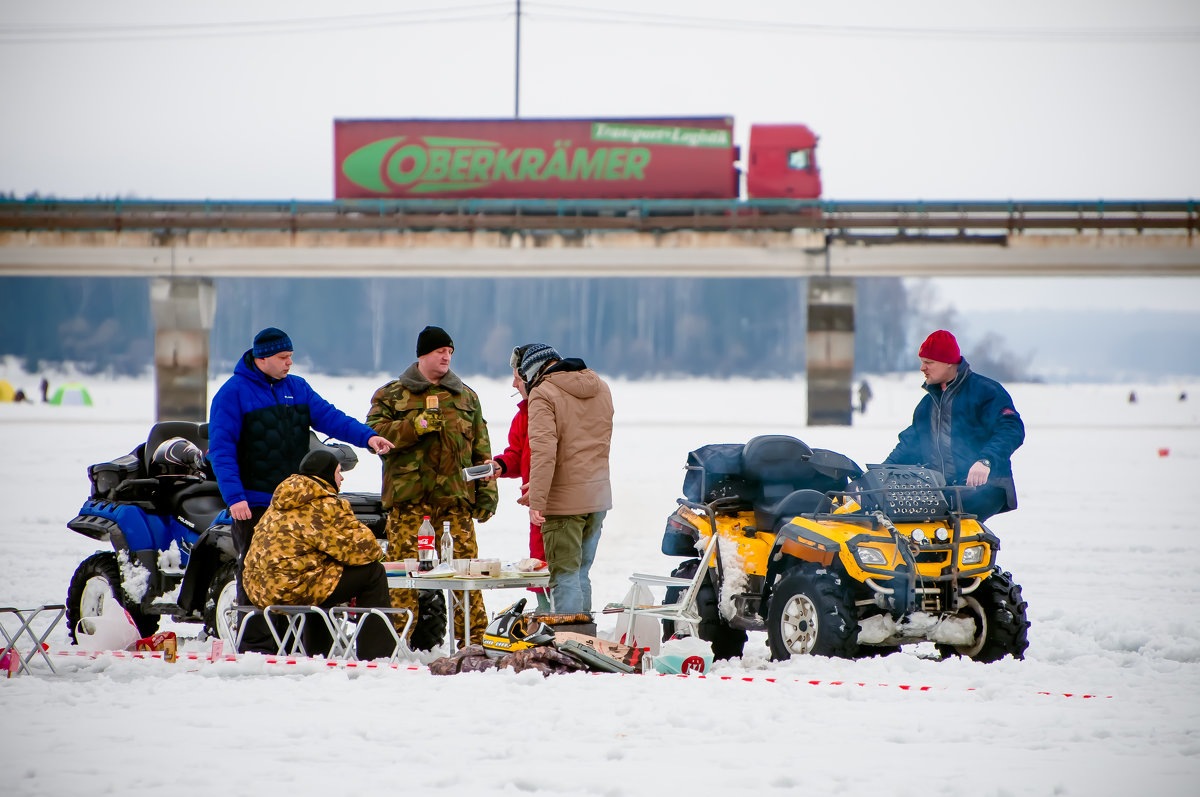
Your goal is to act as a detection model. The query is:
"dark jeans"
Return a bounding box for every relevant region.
[959,485,1006,522]
[232,506,279,654]
[304,562,396,661]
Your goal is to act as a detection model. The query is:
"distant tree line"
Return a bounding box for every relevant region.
[2,276,934,378]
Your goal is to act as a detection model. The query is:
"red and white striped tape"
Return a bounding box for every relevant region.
[35,648,1113,698]
[648,672,1112,698]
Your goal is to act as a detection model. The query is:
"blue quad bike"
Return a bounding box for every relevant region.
[65,421,446,649]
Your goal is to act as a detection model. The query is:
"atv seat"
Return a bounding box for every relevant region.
[171,481,227,534]
[753,489,830,532]
[741,435,816,518]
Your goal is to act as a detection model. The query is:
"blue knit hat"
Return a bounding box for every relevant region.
[252,327,293,359]
[518,343,559,383]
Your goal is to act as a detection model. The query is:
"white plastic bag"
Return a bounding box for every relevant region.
[654,635,713,675]
[75,594,140,651]
[606,584,661,655]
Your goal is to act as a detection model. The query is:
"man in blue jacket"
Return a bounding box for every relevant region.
[883,330,1024,521]
[208,327,393,652]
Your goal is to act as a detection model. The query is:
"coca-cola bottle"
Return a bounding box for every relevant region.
[417,516,437,572]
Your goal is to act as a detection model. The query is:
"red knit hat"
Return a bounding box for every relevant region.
[919,330,961,363]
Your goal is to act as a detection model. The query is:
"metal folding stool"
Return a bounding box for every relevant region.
[327,606,414,663]
[261,605,339,656]
[1,604,67,675]
[230,604,336,656]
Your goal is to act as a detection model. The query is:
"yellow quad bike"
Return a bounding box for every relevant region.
[659,435,1030,662]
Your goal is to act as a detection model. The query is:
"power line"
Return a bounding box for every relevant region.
[3,2,1196,45]
[0,3,512,44]
[526,2,1200,43]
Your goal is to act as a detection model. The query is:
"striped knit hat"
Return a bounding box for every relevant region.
[518,343,559,383]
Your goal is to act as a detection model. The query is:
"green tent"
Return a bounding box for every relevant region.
[49,383,93,406]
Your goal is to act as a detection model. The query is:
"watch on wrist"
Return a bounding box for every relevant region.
[977,458,991,468]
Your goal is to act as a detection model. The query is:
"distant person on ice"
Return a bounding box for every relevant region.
[857,379,873,414]
[208,327,393,653]
[883,330,1024,521]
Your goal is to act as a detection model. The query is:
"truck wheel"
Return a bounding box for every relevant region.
[662,559,747,660]
[939,568,1030,662]
[409,590,447,651]
[766,566,858,660]
[66,551,159,643]
[203,560,239,644]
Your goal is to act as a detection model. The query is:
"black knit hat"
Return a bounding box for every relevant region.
[252,327,293,359]
[416,326,455,357]
[299,449,340,492]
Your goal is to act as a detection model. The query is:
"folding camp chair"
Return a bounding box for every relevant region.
[1,604,66,675]
[604,509,722,654]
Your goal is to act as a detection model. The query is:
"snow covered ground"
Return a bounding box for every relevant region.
[3,369,1200,796]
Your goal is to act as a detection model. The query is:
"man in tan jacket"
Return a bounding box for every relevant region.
[518,344,613,615]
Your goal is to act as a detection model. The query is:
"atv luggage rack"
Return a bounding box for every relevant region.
[853,465,951,522]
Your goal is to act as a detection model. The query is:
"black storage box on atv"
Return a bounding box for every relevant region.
[88,454,142,500]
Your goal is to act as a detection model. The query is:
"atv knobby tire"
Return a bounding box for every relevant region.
[662,558,747,660]
[766,566,858,660]
[66,551,160,643]
[939,567,1030,662]
[203,560,239,644]
[409,589,448,651]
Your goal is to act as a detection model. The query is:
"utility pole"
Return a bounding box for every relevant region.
[514,0,522,118]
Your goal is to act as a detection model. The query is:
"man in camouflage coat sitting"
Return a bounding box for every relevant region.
[367,326,498,647]
[243,449,395,660]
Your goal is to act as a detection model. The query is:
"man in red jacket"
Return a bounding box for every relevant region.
[485,345,550,611]
[517,343,614,615]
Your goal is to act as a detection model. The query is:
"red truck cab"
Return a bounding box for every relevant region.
[746,124,822,199]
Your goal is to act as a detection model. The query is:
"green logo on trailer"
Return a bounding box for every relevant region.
[341,136,653,194]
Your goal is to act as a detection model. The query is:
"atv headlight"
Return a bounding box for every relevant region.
[910,528,927,544]
[857,546,888,566]
[935,527,950,543]
[961,545,985,565]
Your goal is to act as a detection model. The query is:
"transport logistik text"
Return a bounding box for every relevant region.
[591,122,731,147]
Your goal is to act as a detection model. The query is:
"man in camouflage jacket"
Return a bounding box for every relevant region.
[367,326,498,646]
[243,449,395,660]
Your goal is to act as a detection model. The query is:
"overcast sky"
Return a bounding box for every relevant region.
[2,0,1197,315]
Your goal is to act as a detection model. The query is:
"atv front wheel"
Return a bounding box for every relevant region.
[66,551,160,643]
[203,561,239,644]
[940,567,1030,662]
[766,566,858,660]
[662,559,747,659]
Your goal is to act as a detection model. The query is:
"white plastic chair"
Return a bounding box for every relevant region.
[604,524,721,655]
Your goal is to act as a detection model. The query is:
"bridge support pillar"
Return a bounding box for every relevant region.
[150,277,216,422]
[806,277,855,426]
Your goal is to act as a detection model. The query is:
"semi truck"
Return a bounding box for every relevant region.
[333,117,821,200]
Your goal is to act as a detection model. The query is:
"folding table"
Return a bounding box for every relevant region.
[386,570,551,651]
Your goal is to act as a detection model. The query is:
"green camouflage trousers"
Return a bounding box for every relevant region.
[386,508,489,645]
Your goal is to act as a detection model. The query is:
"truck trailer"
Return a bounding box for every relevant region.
[334,117,820,200]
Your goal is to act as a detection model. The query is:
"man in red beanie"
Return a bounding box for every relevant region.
[883,330,1024,520]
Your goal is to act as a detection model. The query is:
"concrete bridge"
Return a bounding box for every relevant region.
[3,198,1195,422]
